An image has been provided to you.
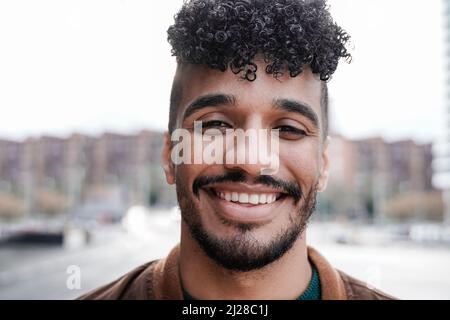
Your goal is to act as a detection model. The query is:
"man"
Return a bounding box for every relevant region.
[79,0,395,300]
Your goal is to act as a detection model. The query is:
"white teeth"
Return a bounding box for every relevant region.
[259,194,267,204]
[238,193,249,203]
[249,194,259,204]
[216,191,279,205]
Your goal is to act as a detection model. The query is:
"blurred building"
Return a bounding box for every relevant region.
[0,139,24,218]
[433,0,450,224]
[0,129,440,223]
[0,130,176,221]
[0,139,21,194]
[326,135,439,222]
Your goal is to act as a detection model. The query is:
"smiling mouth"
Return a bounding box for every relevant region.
[201,186,289,223]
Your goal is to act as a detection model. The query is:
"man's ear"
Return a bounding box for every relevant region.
[162,132,176,185]
[317,136,330,192]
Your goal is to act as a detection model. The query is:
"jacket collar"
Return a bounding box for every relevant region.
[307,246,347,300]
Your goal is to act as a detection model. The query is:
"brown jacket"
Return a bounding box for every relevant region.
[78,245,396,300]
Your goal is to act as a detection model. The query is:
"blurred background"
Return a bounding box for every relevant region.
[0,0,449,299]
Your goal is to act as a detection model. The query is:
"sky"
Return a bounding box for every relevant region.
[0,0,446,143]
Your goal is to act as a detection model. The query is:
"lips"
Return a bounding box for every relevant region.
[201,183,289,223]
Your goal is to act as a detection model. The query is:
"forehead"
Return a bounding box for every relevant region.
[175,61,323,117]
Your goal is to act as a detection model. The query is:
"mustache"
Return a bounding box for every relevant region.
[192,170,302,203]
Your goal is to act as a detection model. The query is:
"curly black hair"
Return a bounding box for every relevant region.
[167,0,351,135]
[167,0,351,82]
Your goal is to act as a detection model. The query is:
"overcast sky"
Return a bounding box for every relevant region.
[0,0,445,143]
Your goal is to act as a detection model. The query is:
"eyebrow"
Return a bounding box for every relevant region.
[183,93,235,120]
[273,98,319,129]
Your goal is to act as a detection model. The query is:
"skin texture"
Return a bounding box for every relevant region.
[162,60,330,299]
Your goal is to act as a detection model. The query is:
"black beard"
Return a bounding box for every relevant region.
[176,170,318,273]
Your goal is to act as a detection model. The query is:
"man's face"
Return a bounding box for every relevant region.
[163,61,330,272]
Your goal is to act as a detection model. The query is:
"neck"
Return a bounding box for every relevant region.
[179,222,312,300]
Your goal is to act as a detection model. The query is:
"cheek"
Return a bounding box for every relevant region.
[176,163,204,191]
[279,142,321,185]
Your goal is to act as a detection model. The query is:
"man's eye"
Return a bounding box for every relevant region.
[272,126,307,139]
[202,120,232,129]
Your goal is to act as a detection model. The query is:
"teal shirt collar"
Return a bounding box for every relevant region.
[297,263,321,300]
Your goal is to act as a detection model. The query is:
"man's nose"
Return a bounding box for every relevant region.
[223,120,279,177]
